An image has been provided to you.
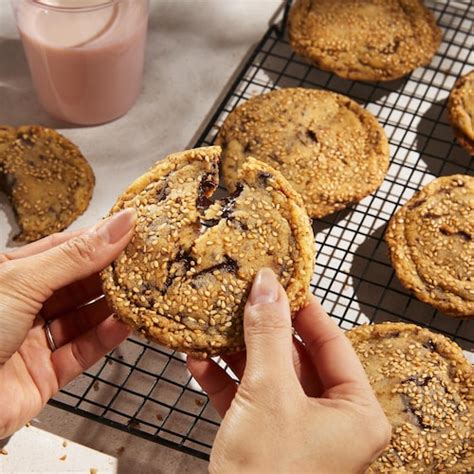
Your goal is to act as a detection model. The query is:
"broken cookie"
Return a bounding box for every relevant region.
[101,146,315,357]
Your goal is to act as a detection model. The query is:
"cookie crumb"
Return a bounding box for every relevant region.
[59,454,67,461]
[195,398,204,407]
[128,419,140,429]
[90,469,98,474]
[25,422,31,427]
[0,448,8,455]
[93,381,100,392]
[117,446,126,456]
[62,440,68,448]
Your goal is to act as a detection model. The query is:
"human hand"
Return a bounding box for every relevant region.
[188,268,391,474]
[0,209,136,439]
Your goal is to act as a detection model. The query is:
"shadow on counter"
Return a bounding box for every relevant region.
[350,224,474,352]
[415,97,473,177]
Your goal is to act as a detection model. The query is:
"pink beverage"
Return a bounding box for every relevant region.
[13,0,149,125]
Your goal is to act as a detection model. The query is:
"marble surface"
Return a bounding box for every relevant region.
[0,0,280,472]
[1,424,118,473]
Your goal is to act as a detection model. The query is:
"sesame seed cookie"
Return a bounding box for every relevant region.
[288,0,441,82]
[386,175,474,318]
[448,70,474,156]
[0,125,95,243]
[348,322,473,472]
[216,88,389,218]
[101,146,315,358]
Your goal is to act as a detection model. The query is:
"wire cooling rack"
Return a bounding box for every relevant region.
[50,0,474,461]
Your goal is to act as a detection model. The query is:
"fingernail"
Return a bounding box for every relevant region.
[249,268,279,305]
[94,208,137,244]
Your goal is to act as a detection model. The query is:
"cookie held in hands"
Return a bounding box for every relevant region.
[386,175,474,317]
[101,146,315,358]
[0,125,95,242]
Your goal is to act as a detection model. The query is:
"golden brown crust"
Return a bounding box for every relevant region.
[348,322,473,473]
[216,88,389,218]
[0,125,95,242]
[385,175,474,318]
[101,146,315,358]
[288,0,441,82]
[448,70,474,156]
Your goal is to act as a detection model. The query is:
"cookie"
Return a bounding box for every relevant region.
[0,125,95,242]
[216,88,389,218]
[348,322,473,472]
[386,175,473,318]
[101,146,315,358]
[448,70,474,155]
[288,0,441,82]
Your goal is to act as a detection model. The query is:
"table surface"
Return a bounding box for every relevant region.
[0,1,280,472]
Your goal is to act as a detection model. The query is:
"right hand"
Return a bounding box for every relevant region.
[188,268,391,474]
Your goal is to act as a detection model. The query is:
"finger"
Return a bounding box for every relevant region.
[47,296,111,348]
[42,274,103,319]
[292,337,322,397]
[6,209,136,303]
[222,352,246,380]
[226,337,323,396]
[243,268,298,386]
[187,357,237,417]
[222,340,322,397]
[293,295,370,396]
[0,228,86,263]
[51,315,131,388]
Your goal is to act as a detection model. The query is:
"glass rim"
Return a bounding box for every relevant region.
[27,0,124,12]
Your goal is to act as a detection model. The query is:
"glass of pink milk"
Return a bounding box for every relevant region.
[12,0,149,125]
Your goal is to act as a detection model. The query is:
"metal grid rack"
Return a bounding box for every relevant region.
[50,0,474,461]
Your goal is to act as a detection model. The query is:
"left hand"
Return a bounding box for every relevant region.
[0,209,136,439]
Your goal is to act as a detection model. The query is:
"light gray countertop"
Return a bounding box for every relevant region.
[0,1,280,472]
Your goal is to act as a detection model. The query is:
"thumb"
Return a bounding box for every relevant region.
[11,208,136,300]
[242,268,296,384]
